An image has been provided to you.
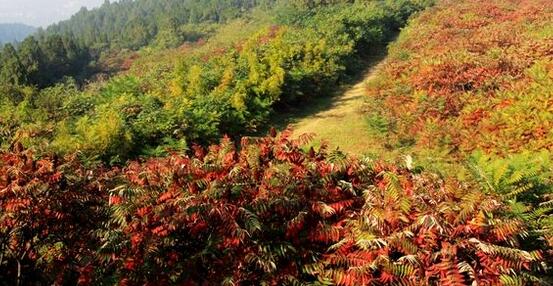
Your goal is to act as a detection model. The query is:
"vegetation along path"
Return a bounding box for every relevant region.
[280,54,387,156]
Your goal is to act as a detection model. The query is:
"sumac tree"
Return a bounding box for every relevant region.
[0,146,116,285]
[100,130,370,285]
[311,165,546,285]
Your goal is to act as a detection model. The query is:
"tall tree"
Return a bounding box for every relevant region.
[41,35,69,84]
[0,43,26,85]
[18,37,44,86]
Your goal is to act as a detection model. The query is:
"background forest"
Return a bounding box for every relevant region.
[0,0,551,285]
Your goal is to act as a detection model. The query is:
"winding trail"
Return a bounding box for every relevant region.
[290,63,384,155]
[266,48,390,155]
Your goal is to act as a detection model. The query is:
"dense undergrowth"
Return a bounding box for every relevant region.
[360,0,553,283]
[1,131,550,285]
[364,0,552,156]
[0,0,552,285]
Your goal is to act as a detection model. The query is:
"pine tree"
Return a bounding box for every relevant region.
[0,43,27,85]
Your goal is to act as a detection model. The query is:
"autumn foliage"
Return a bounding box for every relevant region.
[1,0,552,285]
[311,167,544,285]
[1,131,549,284]
[0,146,115,284]
[100,130,368,284]
[365,0,553,154]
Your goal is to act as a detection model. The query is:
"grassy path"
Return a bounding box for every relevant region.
[269,53,387,156]
[290,64,384,155]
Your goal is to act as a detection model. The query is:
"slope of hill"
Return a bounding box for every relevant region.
[0,0,551,284]
[0,23,36,44]
[0,0,274,89]
[1,0,431,163]
[364,0,552,157]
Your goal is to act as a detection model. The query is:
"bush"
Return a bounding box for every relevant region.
[1,131,549,284]
[311,165,545,285]
[0,147,114,285]
[100,130,367,284]
[364,0,553,155]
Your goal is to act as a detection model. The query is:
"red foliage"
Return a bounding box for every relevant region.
[104,130,369,284]
[0,131,548,284]
[313,167,543,285]
[121,53,140,70]
[366,0,553,154]
[0,148,115,284]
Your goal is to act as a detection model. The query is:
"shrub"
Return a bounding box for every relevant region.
[364,0,553,155]
[100,130,369,284]
[0,146,115,285]
[0,131,550,284]
[311,164,546,285]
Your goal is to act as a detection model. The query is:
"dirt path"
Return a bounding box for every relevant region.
[290,62,385,155]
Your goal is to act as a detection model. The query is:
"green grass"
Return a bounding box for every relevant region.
[269,51,390,156]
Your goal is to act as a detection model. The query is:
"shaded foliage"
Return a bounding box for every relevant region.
[0,147,115,285]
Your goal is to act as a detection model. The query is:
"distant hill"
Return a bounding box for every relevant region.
[0,23,36,44]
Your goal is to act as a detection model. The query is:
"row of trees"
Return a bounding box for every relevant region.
[46,0,275,50]
[0,35,89,88]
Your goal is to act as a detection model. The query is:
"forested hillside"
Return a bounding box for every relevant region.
[0,0,551,285]
[46,0,272,50]
[0,0,274,89]
[1,0,429,163]
[0,24,36,45]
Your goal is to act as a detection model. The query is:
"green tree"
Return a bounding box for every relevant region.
[154,17,183,49]
[0,43,26,85]
[18,37,44,86]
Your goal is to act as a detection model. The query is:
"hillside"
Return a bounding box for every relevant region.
[0,0,551,285]
[1,0,430,162]
[0,0,274,89]
[363,0,552,158]
[0,23,36,44]
[45,0,270,51]
[292,0,552,161]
